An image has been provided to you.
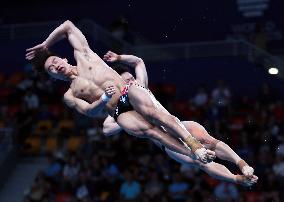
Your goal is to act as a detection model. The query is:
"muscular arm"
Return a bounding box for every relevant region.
[118,55,148,88]
[103,115,123,136]
[44,20,89,52]
[63,89,107,117]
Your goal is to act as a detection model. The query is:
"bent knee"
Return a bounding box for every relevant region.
[183,121,207,134]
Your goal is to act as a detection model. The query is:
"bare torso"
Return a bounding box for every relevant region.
[70,49,126,115]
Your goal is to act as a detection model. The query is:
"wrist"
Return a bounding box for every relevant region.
[101,93,111,102]
[43,40,49,49]
[117,55,122,61]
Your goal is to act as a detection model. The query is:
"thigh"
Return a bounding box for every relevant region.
[128,85,158,115]
[117,110,153,138]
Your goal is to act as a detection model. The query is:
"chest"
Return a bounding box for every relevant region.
[70,78,101,102]
[76,56,109,86]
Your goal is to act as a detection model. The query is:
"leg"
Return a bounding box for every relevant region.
[198,162,258,186]
[117,111,193,157]
[128,85,209,163]
[164,147,235,182]
[182,121,254,177]
[164,147,258,186]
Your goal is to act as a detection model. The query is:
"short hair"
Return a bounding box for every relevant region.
[31,49,56,75]
[111,62,130,75]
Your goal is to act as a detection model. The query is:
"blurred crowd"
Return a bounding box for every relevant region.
[0,68,283,202]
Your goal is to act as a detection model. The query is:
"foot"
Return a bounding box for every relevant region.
[194,148,215,163]
[182,136,213,163]
[242,165,254,178]
[206,150,216,163]
[238,159,254,178]
[194,148,207,163]
[236,175,258,187]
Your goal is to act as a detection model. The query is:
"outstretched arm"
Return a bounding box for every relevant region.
[103,51,148,88]
[63,87,114,117]
[26,20,89,60]
[45,20,89,51]
[103,115,123,136]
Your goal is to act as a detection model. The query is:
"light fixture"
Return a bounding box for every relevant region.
[268,67,278,75]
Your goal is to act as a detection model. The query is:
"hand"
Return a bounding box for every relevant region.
[105,85,116,98]
[25,41,48,60]
[103,51,119,63]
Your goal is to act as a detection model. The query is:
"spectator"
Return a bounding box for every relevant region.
[63,155,80,182]
[211,80,231,108]
[258,83,276,106]
[75,172,92,201]
[23,90,39,110]
[261,173,280,202]
[168,173,190,202]
[214,182,239,201]
[27,171,50,202]
[120,170,141,201]
[144,172,164,200]
[44,154,62,181]
[192,85,208,107]
[273,146,284,190]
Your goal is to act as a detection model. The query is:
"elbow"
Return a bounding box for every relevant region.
[136,57,144,65]
[103,127,112,136]
[63,20,75,32]
[63,97,75,108]
[102,123,111,136]
[102,128,109,136]
[135,58,145,69]
[64,20,74,27]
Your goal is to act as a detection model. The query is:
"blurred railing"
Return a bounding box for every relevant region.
[0,21,62,40]
[133,40,284,78]
[1,19,283,77]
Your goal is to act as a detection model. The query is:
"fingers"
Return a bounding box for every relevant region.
[26,44,42,52]
[26,43,47,60]
[26,47,37,52]
[25,43,47,60]
[106,51,115,56]
[103,51,117,62]
[105,85,115,90]
[25,51,35,60]
[105,85,116,96]
[103,54,110,61]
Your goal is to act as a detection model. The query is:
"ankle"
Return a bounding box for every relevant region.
[185,136,202,152]
[237,159,247,170]
[235,174,243,184]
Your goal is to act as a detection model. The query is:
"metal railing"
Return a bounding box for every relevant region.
[1,19,283,77]
[0,21,62,40]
